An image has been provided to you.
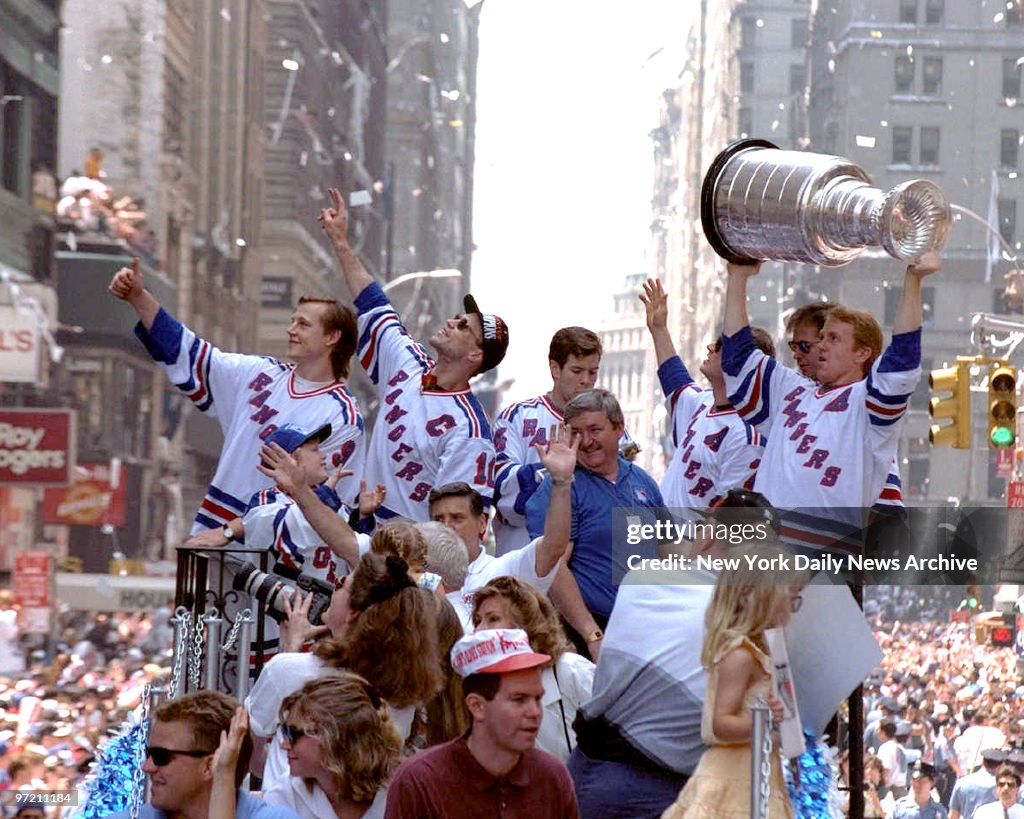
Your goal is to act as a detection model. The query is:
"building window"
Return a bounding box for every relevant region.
[1001,129,1020,168]
[1,60,24,195]
[922,57,942,95]
[1004,57,1022,99]
[919,126,940,165]
[163,60,186,156]
[741,17,757,48]
[740,62,755,93]
[892,126,913,164]
[899,0,917,23]
[998,198,1017,246]
[738,107,752,137]
[895,56,915,93]
[924,0,944,24]
[790,64,807,94]
[791,17,808,49]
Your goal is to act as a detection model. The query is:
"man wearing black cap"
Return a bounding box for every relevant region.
[950,748,1007,819]
[892,761,947,818]
[973,765,1024,819]
[321,188,508,522]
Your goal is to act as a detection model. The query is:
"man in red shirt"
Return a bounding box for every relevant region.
[385,628,579,818]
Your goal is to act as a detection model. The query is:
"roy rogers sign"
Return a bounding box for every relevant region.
[0,409,76,486]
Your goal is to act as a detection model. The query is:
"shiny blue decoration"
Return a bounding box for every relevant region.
[783,730,842,819]
[75,716,148,818]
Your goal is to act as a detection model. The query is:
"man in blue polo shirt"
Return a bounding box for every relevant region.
[525,388,664,659]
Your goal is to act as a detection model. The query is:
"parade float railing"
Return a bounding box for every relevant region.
[172,544,274,699]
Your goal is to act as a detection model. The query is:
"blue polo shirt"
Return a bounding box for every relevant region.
[526,457,664,619]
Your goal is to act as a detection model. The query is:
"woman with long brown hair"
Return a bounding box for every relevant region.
[246,552,441,817]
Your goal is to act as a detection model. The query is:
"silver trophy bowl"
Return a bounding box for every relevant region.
[701,139,951,267]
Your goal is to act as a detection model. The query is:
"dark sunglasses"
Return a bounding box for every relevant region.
[146,746,214,766]
[279,723,315,744]
[788,340,814,354]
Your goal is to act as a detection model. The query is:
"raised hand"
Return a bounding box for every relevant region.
[279,589,331,651]
[108,258,144,301]
[534,424,580,482]
[318,187,349,248]
[211,706,248,779]
[324,467,354,492]
[908,249,941,279]
[257,442,303,494]
[640,278,668,332]
[726,259,763,279]
[358,479,387,517]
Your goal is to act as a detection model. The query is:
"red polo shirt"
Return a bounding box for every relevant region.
[384,734,579,819]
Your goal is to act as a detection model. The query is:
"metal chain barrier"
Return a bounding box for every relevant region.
[128,683,153,819]
[221,611,244,652]
[188,613,205,691]
[169,607,192,699]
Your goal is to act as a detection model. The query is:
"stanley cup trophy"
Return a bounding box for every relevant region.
[701,138,951,267]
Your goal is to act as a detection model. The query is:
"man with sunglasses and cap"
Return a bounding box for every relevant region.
[320,188,508,523]
[891,761,947,819]
[385,628,579,818]
[640,277,775,512]
[108,690,299,819]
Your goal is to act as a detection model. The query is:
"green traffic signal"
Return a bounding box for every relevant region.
[991,425,1015,447]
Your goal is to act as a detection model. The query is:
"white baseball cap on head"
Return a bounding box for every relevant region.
[450,628,549,677]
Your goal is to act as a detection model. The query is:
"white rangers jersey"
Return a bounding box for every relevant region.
[722,326,920,548]
[354,282,495,522]
[493,395,563,553]
[492,394,639,554]
[657,356,764,510]
[134,308,365,534]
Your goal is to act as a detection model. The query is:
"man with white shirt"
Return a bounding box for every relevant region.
[427,428,576,629]
[973,766,1024,819]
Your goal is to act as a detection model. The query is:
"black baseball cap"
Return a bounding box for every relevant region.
[463,294,509,373]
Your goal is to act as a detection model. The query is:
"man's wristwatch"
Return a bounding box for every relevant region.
[585,629,603,644]
[222,525,234,541]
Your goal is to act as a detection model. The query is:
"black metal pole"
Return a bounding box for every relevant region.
[848,582,864,819]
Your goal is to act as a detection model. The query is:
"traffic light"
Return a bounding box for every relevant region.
[988,361,1017,449]
[965,583,980,610]
[929,360,971,448]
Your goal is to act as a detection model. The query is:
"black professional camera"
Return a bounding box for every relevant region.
[232,562,334,625]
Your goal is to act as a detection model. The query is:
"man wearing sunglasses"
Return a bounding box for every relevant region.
[640,277,775,511]
[972,766,1024,819]
[721,251,941,549]
[109,690,299,819]
[320,188,509,523]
